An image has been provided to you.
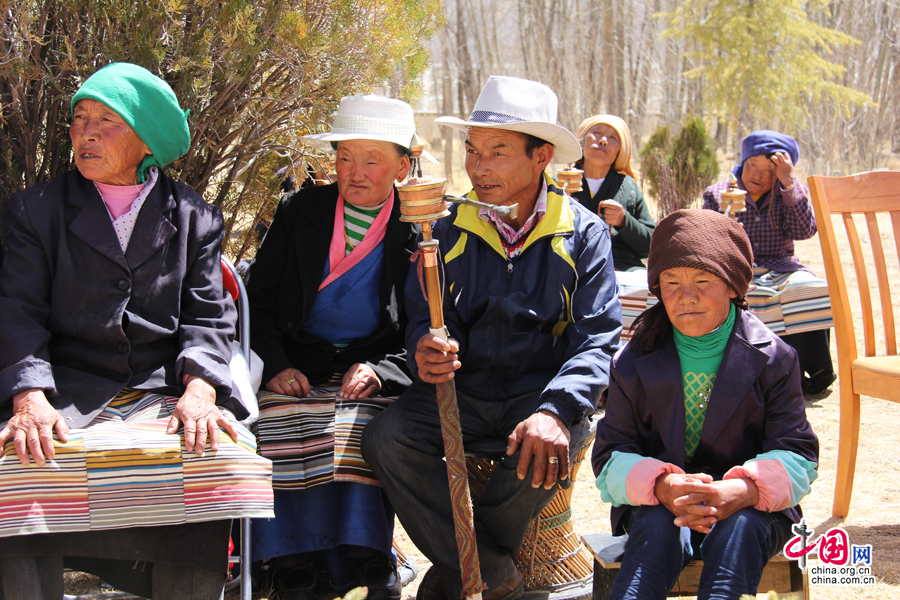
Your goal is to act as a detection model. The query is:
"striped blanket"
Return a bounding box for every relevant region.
[618,268,833,339]
[257,382,394,490]
[0,390,273,539]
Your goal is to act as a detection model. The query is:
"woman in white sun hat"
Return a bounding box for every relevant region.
[245,95,418,600]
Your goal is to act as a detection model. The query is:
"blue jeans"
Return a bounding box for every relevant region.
[361,380,591,600]
[611,504,793,600]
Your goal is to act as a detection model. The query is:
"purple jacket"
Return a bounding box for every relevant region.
[592,308,818,534]
[702,174,816,273]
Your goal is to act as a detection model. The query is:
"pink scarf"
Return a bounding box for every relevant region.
[319,191,395,291]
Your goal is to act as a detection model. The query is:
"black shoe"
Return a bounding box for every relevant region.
[483,571,524,600]
[361,555,402,600]
[415,566,447,600]
[276,563,318,600]
[803,370,837,395]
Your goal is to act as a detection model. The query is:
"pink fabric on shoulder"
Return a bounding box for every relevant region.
[724,460,792,512]
[625,459,686,506]
[319,191,394,291]
[95,181,144,219]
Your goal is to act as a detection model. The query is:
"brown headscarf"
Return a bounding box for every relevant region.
[631,209,754,353]
[647,209,754,309]
[575,114,636,179]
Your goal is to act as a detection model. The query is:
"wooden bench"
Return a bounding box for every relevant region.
[582,533,809,600]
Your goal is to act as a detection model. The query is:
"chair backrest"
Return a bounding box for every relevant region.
[807,171,900,367]
[221,258,250,360]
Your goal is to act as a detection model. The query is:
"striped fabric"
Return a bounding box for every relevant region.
[746,268,833,335]
[0,390,273,539]
[256,381,395,489]
[618,268,832,340]
[344,202,382,255]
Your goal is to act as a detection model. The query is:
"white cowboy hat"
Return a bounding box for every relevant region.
[304,95,417,152]
[434,76,582,165]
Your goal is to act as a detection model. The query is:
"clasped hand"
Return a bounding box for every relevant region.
[654,472,760,534]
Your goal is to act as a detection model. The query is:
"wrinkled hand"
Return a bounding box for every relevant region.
[654,472,716,532]
[266,367,311,397]
[598,200,626,228]
[0,389,69,466]
[415,334,460,383]
[672,477,760,532]
[167,376,238,456]
[340,363,381,400]
[506,411,571,489]
[770,152,795,188]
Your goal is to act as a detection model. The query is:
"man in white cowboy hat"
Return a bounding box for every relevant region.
[362,76,622,600]
[246,94,420,600]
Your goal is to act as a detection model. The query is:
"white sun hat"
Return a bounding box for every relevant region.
[434,76,582,165]
[303,94,416,151]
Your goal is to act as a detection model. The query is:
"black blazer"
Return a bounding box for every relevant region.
[571,171,655,271]
[0,170,239,427]
[245,183,416,393]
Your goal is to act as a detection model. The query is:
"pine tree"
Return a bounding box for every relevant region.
[661,0,871,137]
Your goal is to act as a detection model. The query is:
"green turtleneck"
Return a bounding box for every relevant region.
[673,303,736,462]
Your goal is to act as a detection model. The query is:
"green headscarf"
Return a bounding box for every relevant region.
[71,63,190,183]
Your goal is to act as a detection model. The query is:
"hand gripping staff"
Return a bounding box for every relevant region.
[396,175,518,600]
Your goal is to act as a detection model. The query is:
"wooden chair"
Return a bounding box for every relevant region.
[807,171,900,518]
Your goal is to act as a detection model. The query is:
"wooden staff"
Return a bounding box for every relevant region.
[397,175,486,600]
[417,219,487,600]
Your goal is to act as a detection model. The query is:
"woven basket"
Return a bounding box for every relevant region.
[466,428,596,593]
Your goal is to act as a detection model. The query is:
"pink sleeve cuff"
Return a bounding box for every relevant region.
[724,460,792,512]
[626,459,685,506]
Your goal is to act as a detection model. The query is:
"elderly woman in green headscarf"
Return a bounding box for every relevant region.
[0,63,272,599]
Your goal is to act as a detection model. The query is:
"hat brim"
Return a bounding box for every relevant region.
[435,116,583,165]
[303,131,412,152]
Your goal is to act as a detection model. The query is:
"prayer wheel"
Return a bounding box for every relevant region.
[719,175,747,219]
[555,167,584,194]
[397,177,450,223]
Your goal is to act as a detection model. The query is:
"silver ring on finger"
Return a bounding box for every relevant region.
[548,456,559,464]
[286,378,296,385]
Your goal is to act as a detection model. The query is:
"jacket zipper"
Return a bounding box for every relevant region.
[507,261,514,280]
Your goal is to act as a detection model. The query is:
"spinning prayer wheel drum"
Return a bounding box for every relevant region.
[466,427,597,599]
[397,177,450,223]
[555,167,584,194]
[719,175,747,219]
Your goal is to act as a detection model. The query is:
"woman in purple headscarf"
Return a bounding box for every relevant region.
[702,130,835,395]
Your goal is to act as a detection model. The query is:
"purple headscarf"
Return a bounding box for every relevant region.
[733,130,800,176]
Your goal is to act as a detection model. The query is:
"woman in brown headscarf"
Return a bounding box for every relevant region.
[591,209,818,600]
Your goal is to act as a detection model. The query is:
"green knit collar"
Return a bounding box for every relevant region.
[673,303,736,359]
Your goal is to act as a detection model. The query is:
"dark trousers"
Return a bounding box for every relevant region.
[0,556,225,600]
[610,505,793,600]
[361,380,591,600]
[782,329,833,376]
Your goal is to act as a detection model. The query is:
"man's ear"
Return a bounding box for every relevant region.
[533,142,554,173]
